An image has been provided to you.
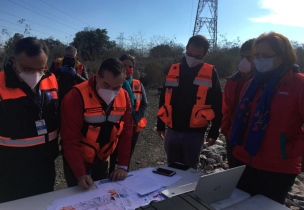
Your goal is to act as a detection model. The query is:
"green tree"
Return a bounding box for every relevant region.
[4,33,24,57]
[43,37,66,65]
[71,28,116,61]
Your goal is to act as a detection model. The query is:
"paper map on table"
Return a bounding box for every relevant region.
[49,172,175,210]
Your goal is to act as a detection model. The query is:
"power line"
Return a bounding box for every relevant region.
[0,24,25,34]
[40,0,91,27]
[18,0,85,29]
[0,10,73,36]
[0,19,66,40]
[7,0,80,31]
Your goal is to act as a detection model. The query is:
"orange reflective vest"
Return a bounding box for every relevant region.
[0,71,59,147]
[54,57,84,76]
[132,79,147,133]
[75,80,127,163]
[157,63,215,128]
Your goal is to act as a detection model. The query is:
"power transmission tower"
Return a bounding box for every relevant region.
[193,0,218,48]
[116,32,124,48]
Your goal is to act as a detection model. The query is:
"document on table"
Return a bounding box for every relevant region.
[130,167,183,186]
[116,174,163,195]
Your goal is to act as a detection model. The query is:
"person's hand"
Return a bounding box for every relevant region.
[61,65,76,76]
[77,175,94,189]
[206,137,216,147]
[157,130,165,139]
[109,168,127,182]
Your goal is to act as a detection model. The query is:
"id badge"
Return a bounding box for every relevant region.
[35,119,47,135]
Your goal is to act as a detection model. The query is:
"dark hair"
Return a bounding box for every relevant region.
[119,54,135,66]
[240,39,255,53]
[254,31,297,66]
[98,58,125,78]
[65,46,77,53]
[14,37,48,58]
[186,35,210,55]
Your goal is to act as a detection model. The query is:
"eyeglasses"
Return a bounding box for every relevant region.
[241,54,254,61]
[16,61,48,75]
[186,52,204,59]
[253,53,277,60]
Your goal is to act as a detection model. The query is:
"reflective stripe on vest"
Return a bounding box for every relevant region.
[0,129,59,147]
[164,64,180,87]
[84,115,107,123]
[134,95,142,100]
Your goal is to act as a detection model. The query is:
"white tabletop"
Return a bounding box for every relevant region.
[223,194,291,210]
[0,165,203,210]
[0,165,284,210]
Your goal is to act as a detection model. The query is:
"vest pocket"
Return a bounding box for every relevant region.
[81,125,101,163]
[190,105,215,128]
[80,141,97,163]
[157,104,172,128]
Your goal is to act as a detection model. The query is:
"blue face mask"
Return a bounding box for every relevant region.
[253,57,276,73]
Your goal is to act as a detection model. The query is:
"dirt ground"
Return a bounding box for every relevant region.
[54,88,166,191]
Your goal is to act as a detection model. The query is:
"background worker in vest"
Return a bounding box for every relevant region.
[221,39,255,168]
[61,58,132,189]
[157,35,222,169]
[109,54,148,173]
[0,37,60,203]
[49,46,89,108]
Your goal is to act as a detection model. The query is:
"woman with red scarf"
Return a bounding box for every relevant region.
[110,54,148,172]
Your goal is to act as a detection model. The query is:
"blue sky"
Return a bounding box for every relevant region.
[0,0,303,47]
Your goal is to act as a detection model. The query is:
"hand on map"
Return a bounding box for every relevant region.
[110,168,128,182]
[206,137,216,147]
[77,174,94,189]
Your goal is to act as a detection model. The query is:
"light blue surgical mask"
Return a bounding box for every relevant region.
[253,57,276,73]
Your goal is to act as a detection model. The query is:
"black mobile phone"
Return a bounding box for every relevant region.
[153,167,176,177]
[168,162,190,171]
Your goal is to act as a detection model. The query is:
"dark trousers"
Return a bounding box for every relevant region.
[164,128,205,169]
[235,158,297,204]
[63,156,109,187]
[0,160,55,203]
[225,141,237,168]
[109,131,140,174]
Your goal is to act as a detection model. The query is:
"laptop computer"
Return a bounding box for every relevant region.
[136,165,245,210]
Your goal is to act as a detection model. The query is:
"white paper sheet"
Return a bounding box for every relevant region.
[116,174,163,195]
[130,167,183,187]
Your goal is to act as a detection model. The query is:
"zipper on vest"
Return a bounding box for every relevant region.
[163,105,169,116]
[80,141,97,153]
[103,142,115,154]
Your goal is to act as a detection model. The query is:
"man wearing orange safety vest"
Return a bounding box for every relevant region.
[0,37,60,203]
[157,35,222,169]
[61,58,132,189]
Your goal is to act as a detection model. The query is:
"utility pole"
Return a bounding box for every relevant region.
[116,32,124,48]
[193,0,218,48]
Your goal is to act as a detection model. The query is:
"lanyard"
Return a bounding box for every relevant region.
[37,87,43,119]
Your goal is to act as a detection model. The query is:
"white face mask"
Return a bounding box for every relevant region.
[185,54,204,68]
[239,58,252,73]
[98,88,119,105]
[253,57,276,73]
[19,71,44,89]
